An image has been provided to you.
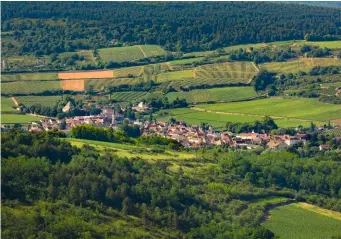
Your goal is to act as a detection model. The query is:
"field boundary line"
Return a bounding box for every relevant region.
[190,107,325,124]
[138,45,147,58]
[252,62,260,72]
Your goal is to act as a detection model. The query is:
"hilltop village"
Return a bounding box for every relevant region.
[2,101,338,151]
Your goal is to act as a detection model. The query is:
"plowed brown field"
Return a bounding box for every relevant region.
[62,80,85,91]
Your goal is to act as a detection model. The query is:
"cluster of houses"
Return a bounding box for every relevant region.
[1,102,337,151]
[142,120,314,149]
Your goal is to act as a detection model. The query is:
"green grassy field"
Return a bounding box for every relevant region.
[155,107,312,129]
[66,138,195,161]
[1,81,62,95]
[111,91,150,103]
[169,57,204,65]
[298,41,341,49]
[15,95,63,107]
[1,72,58,82]
[1,97,16,112]
[260,58,341,74]
[1,114,40,124]
[166,87,258,103]
[196,97,341,122]
[263,203,341,239]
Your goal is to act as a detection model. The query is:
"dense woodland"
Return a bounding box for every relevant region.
[2,130,341,238]
[2,2,341,55]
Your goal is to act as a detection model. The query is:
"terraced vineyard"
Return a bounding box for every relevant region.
[193,62,259,84]
[166,87,258,103]
[84,78,138,91]
[111,91,150,102]
[156,70,194,82]
[2,81,62,95]
[170,77,249,90]
[15,95,63,107]
[1,72,58,82]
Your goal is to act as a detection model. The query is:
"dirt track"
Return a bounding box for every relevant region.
[11,97,19,106]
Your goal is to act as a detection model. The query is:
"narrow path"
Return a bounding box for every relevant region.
[11,97,19,106]
[138,45,147,58]
[190,107,324,124]
[252,62,260,72]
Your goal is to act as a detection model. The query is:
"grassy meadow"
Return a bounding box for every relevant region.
[156,70,194,82]
[1,114,40,124]
[263,203,341,239]
[166,87,258,103]
[66,138,195,162]
[1,97,16,112]
[196,97,341,122]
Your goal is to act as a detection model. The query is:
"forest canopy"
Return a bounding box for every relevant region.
[2,2,341,55]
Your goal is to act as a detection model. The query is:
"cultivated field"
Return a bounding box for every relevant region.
[156,107,312,129]
[156,70,194,82]
[1,72,58,82]
[111,91,150,103]
[1,97,16,112]
[263,203,341,239]
[201,97,341,122]
[166,87,258,103]
[1,114,40,124]
[196,97,341,122]
[112,66,143,78]
[58,70,113,79]
[98,46,144,62]
[84,78,138,91]
[260,57,341,74]
[194,62,259,84]
[15,95,63,107]
[61,80,85,91]
[138,45,167,58]
[2,81,62,95]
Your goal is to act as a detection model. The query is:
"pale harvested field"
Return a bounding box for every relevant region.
[62,80,85,91]
[297,203,341,220]
[58,70,113,79]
